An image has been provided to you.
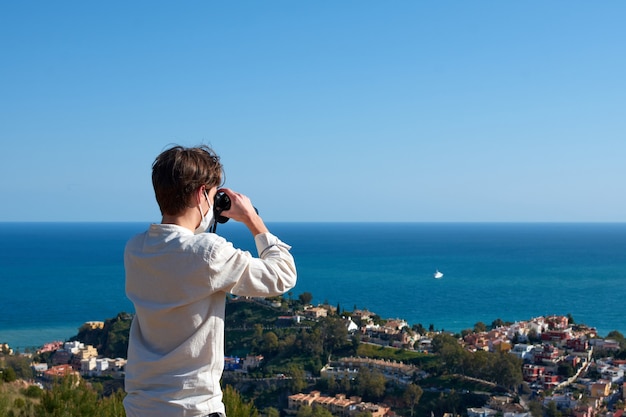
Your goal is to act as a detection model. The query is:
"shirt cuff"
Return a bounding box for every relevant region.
[254,232,292,257]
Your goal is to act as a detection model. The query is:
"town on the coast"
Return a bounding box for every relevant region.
[2,294,626,417]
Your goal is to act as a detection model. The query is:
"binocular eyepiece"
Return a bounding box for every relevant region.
[213,192,232,224]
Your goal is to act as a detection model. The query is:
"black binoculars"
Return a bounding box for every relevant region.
[212,192,258,231]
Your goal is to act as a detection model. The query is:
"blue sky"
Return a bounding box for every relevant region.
[1,2,625,222]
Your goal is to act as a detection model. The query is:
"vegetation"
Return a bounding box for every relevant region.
[429,333,523,390]
[224,300,356,377]
[223,384,259,417]
[0,377,259,417]
[403,383,423,417]
[355,343,433,365]
[6,293,620,416]
[70,313,133,359]
[0,376,125,417]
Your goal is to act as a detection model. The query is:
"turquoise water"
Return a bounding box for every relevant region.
[1,222,625,349]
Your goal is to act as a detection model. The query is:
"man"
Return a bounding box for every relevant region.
[123,145,297,416]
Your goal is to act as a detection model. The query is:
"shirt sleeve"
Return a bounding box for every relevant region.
[206,232,297,296]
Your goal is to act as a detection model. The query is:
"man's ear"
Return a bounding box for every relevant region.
[193,186,205,206]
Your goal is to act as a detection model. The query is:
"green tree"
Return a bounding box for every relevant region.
[491,351,523,389]
[545,400,562,417]
[37,375,99,416]
[606,330,626,349]
[23,384,43,399]
[103,314,132,358]
[558,362,575,378]
[264,406,280,417]
[299,292,313,306]
[321,376,339,395]
[339,374,352,394]
[288,364,307,394]
[412,323,426,335]
[97,389,127,417]
[34,374,125,417]
[7,355,34,380]
[466,350,489,378]
[262,331,280,354]
[13,397,26,411]
[355,368,386,401]
[527,400,544,417]
[566,313,576,325]
[351,334,360,352]
[432,333,466,374]
[296,405,314,417]
[253,323,264,342]
[474,322,487,333]
[300,328,324,357]
[2,367,16,382]
[403,383,423,417]
[279,333,297,353]
[319,317,349,354]
[490,318,505,329]
[223,384,259,417]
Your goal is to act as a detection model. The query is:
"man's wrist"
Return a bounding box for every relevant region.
[245,215,269,236]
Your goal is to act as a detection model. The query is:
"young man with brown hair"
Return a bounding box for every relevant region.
[123,145,297,417]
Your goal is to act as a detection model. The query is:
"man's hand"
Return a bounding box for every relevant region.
[218,188,268,236]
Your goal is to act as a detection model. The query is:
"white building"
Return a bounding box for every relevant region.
[81,357,97,375]
[80,357,126,376]
[601,366,624,383]
[63,341,84,354]
[467,407,498,417]
[32,363,48,375]
[506,323,529,341]
[346,317,359,333]
[510,344,535,361]
[527,318,548,335]
[591,339,621,351]
[96,358,109,372]
[542,394,578,410]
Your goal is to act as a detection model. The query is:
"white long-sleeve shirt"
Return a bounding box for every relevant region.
[123,223,297,417]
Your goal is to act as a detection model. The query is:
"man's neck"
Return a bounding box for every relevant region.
[161,209,199,233]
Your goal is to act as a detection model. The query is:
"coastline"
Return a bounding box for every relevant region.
[0,325,84,351]
[2,310,623,354]
[2,222,626,350]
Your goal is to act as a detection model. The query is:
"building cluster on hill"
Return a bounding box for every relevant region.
[296,304,626,417]
[30,339,127,385]
[286,391,391,417]
[4,301,626,417]
[296,304,428,351]
[460,315,626,395]
[321,356,427,385]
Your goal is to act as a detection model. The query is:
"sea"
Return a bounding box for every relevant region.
[1,222,625,350]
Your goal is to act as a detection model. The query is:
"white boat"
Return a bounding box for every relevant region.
[434,269,443,279]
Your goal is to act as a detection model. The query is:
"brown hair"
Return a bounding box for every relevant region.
[151,145,223,215]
